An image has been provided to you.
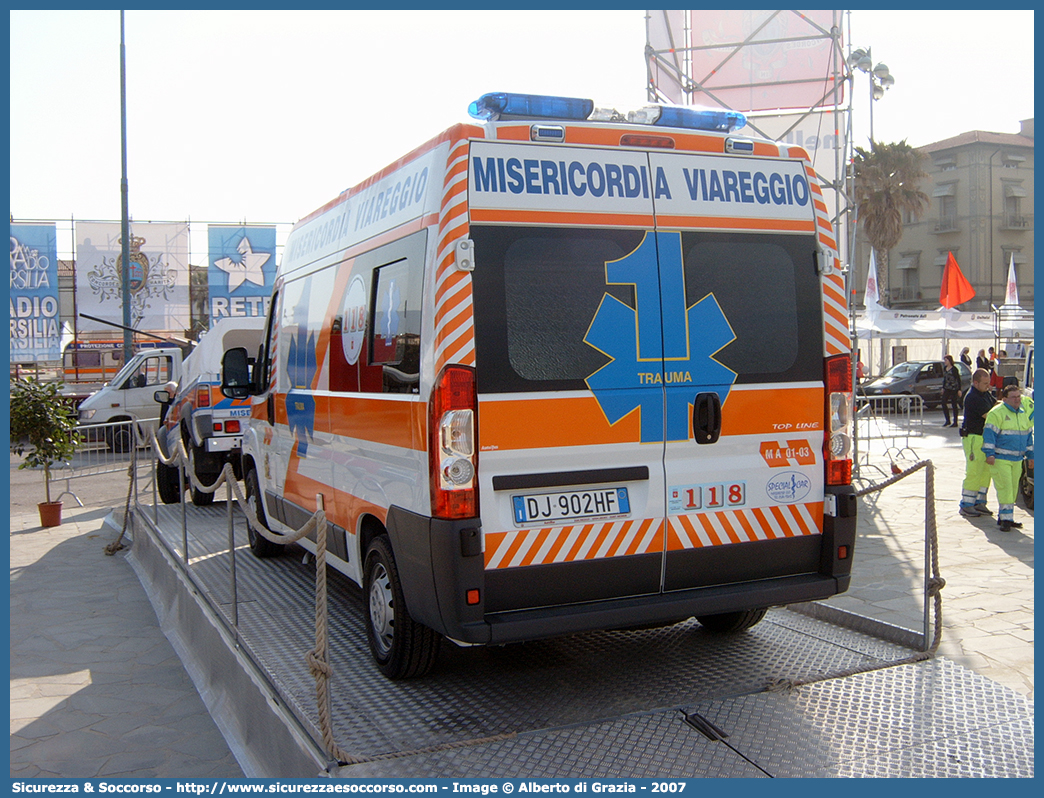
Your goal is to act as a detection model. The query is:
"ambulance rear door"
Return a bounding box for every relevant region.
[469,141,669,614]
[648,150,828,592]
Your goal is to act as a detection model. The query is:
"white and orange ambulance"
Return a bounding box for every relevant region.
[221,93,857,678]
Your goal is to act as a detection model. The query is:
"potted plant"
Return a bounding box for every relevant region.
[10,376,81,527]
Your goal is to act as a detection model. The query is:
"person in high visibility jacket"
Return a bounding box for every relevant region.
[982,384,1034,531]
[959,369,996,517]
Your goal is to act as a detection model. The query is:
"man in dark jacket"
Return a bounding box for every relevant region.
[959,369,997,517]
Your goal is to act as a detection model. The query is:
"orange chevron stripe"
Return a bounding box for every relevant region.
[824,301,848,328]
[734,509,760,541]
[667,502,823,549]
[817,232,838,251]
[691,514,716,546]
[435,269,470,312]
[484,519,665,569]
[565,526,594,562]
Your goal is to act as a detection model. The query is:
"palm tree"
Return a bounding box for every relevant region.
[851,140,930,303]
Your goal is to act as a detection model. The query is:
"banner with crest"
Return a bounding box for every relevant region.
[75,222,190,334]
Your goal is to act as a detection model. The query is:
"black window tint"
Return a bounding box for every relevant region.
[471,226,643,392]
[681,233,821,383]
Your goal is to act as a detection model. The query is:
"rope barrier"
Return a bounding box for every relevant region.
[768,459,945,692]
[134,426,515,766]
[120,427,950,761]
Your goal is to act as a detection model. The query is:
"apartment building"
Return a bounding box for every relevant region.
[853,119,1034,312]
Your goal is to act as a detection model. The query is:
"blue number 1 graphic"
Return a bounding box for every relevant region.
[605,233,688,361]
[586,231,738,443]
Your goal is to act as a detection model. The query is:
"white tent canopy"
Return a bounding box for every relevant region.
[853,309,1013,340]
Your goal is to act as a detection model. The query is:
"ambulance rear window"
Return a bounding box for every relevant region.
[471,226,641,392]
[680,233,822,382]
[470,226,821,393]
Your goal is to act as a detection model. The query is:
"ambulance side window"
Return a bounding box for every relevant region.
[279,278,311,394]
[369,257,421,394]
[257,289,280,392]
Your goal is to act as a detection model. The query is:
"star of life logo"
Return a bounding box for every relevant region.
[584,231,737,443]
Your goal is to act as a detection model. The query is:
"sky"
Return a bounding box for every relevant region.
[9,9,1035,255]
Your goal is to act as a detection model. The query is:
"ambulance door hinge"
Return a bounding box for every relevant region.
[815,244,840,276]
[824,493,837,517]
[455,239,476,272]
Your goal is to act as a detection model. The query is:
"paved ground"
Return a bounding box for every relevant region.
[8,408,1034,776]
[9,456,243,778]
[838,407,1034,699]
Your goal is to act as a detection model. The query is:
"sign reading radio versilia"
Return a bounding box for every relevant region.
[469,142,815,224]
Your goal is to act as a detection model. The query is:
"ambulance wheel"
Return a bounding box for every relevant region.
[696,608,768,634]
[190,471,216,506]
[189,445,215,506]
[245,467,283,558]
[156,461,182,505]
[363,536,441,679]
[1019,460,1034,510]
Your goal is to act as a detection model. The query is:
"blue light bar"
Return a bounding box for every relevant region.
[468,92,594,122]
[654,106,747,133]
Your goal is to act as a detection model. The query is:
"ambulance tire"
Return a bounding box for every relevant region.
[245,467,283,558]
[190,476,216,507]
[363,535,441,679]
[1019,460,1034,510]
[156,461,182,505]
[696,608,768,634]
[189,445,215,506]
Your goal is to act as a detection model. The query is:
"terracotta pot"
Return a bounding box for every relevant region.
[38,501,63,528]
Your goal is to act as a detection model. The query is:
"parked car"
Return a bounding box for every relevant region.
[858,360,972,411]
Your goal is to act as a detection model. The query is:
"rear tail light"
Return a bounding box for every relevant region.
[429,366,478,519]
[824,354,853,486]
[224,419,241,434]
[196,386,211,408]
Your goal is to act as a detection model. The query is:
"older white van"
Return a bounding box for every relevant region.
[222,92,857,678]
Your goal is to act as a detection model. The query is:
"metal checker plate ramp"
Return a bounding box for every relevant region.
[141,503,1033,776]
[340,710,765,779]
[684,658,1034,778]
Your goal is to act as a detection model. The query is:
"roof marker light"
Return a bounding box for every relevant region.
[531,125,566,142]
[468,92,593,122]
[725,137,755,154]
[628,105,747,133]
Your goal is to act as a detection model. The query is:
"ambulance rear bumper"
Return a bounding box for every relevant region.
[388,495,856,646]
[480,572,849,644]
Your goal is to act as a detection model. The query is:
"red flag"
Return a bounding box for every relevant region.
[939,252,976,308]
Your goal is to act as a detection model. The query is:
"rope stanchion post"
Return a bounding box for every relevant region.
[228,472,238,631]
[179,452,188,563]
[923,462,933,651]
[140,427,514,766]
[773,458,946,692]
[151,444,158,526]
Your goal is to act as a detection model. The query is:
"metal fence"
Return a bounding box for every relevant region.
[853,395,925,482]
[52,418,159,507]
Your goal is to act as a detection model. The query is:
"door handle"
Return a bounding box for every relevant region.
[267,394,275,425]
[692,392,722,444]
